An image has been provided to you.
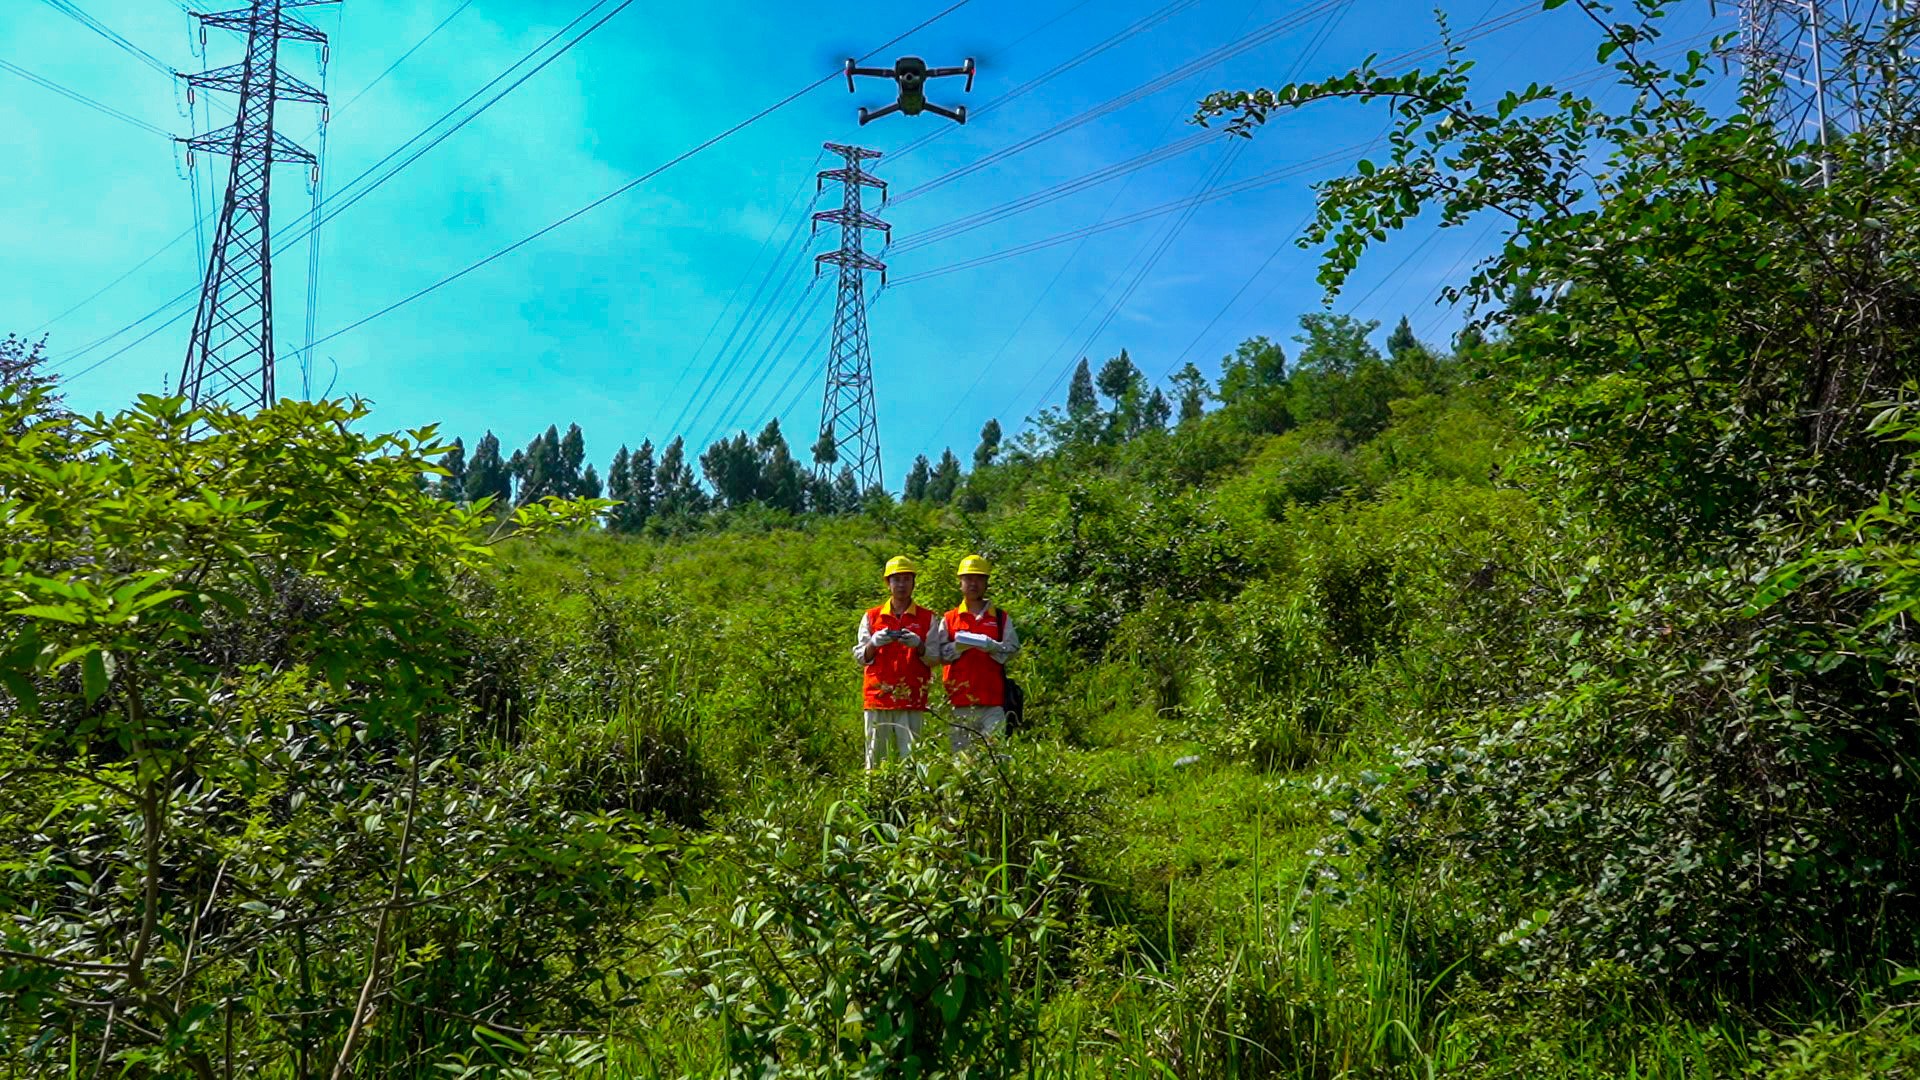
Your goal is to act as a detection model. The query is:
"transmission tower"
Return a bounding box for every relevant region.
[178,0,335,411]
[811,142,890,493]
[1740,0,1917,181]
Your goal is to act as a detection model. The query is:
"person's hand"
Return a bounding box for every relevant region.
[896,630,923,649]
[873,628,899,645]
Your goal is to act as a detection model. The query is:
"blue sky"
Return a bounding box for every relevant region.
[4,0,1739,489]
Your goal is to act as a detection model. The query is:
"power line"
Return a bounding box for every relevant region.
[697,283,833,453]
[1010,132,1262,432]
[885,0,1207,163]
[907,0,1546,217]
[682,0,1129,456]
[960,0,1320,443]
[692,0,1153,458]
[336,0,473,113]
[746,288,838,431]
[41,0,551,343]
[671,217,823,444]
[662,173,827,441]
[1153,211,1316,384]
[774,315,842,423]
[890,0,1356,207]
[887,138,1381,286]
[285,0,640,255]
[915,0,1287,453]
[889,129,1221,253]
[286,0,977,372]
[0,57,172,136]
[1016,140,1250,424]
[59,0,636,377]
[1371,30,1731,341]
[652,151,828,436]
[39,0,176,76]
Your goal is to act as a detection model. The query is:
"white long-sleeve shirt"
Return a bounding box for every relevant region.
[852,604,948,666]
[935,604,1021,666]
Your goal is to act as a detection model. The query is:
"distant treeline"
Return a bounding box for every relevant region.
[429,312,1469,531]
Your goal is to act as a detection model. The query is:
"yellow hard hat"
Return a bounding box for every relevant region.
[883,555,919,580]
[957,554,991,578]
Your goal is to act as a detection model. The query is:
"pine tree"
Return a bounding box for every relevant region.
[1097,349,1144,439]
[654,436,708,518]
[559,423,587,497]
[629,439,656,525]
[506,448,529,503]
[1066,358,1098,432]
[805,471,836,514]
[519,428,562,504]
[812,427,838,468]
[436,437,467,503]
[1171,363,1210,424]
[1142,388,1172,431]
[607,446,634,531]
[833,466,859,513]
[701,432,761,509]
[755,419,804,513]
[1387,315,1418,358]
[927,449,962,504]
[464,432,510,508]
[974,418,1002,469]
[905,455,932,501]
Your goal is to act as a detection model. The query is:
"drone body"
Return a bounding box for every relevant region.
[844,55,975,125]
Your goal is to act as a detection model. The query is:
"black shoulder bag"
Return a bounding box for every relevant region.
[996,608,1026,735]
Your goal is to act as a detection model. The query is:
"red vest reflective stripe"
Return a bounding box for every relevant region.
[942,605,1005,708]
[863,604,935,710]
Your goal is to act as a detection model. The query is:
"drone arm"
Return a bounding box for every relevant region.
[926,58,975,92]
[922,102,967,125]
[858,101,902,125]
[845,60,894,94]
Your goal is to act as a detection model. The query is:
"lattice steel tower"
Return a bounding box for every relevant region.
[1740,0,1916,181]
[179,0,335,411]
[811,142,890,492]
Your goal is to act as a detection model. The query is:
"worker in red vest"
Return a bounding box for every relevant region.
[853,555,948,768]
[938,554,1021,752]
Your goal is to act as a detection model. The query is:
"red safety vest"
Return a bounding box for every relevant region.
[863,603,936,710]
[942,605,1006,708]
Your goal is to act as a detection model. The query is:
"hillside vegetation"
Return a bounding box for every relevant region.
[6,2,1920,1076]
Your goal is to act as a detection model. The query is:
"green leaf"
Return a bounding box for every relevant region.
[1746,558,1816,615]
[81,650,108,705]
[9,604,86,624]
[0,670,40,715]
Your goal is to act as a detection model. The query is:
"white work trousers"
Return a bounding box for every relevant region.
[864,709,925,769]
[947,706,1006,753]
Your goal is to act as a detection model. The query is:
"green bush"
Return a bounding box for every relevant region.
[0,390,665,1076]
[669,797,1069,1078]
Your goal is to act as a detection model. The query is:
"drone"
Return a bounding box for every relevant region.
[844,55,975,125]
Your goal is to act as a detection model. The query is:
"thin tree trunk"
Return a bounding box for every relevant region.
[329,741,423,1080]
